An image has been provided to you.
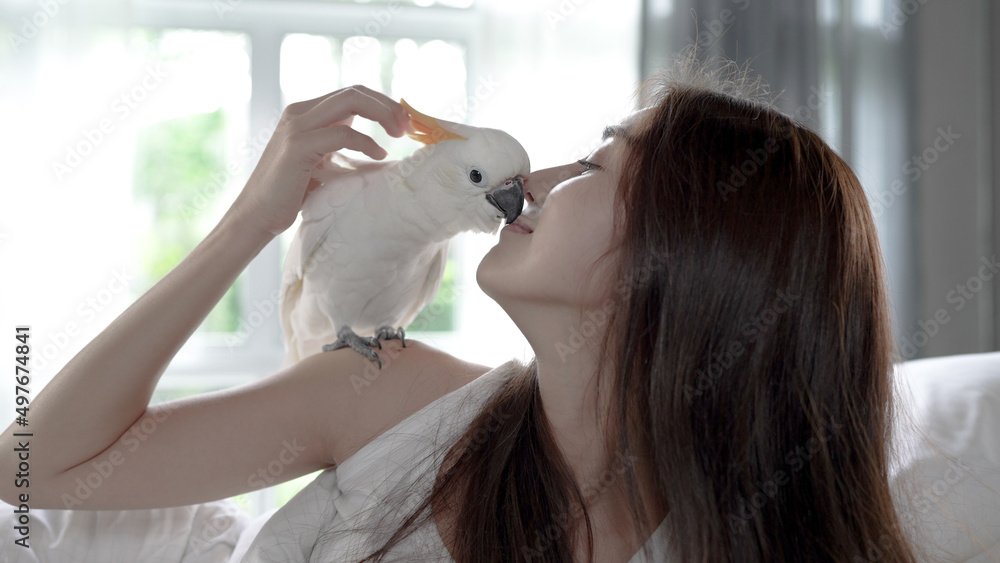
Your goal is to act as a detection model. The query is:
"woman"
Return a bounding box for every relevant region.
[0,57,920,562]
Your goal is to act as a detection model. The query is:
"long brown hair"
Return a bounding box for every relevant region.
[342,55,928,562]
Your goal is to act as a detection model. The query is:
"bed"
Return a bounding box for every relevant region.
[2,351,999,562]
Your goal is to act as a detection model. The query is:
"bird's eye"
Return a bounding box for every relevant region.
[469,168,484,184]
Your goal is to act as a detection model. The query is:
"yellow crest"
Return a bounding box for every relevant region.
[400,99,467,145]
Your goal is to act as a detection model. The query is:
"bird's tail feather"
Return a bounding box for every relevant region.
[278,275,303,369]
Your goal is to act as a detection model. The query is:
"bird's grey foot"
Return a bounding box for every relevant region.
[374,325,406,347]
[322,325,384,368]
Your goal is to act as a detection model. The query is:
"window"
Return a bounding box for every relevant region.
[815,0,917,353]
[277,32,469,336]
[130,29,252,340]
[1,0,641,517]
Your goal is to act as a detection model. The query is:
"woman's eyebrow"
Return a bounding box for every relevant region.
[602,125,621,140]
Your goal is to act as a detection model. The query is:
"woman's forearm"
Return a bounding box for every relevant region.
[1,208,274,478]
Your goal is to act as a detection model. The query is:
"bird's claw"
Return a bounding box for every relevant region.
[375,325,407,347]
[322,326,384,368]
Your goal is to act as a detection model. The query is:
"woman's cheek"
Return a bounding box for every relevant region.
[545,214,612,300]
[569,200,619,299]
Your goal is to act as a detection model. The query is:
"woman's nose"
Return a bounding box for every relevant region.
[523,163,576,208]
[523,172,546,207]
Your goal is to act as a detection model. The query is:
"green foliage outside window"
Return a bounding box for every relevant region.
[132,109,243,334]
[406,256,457,332]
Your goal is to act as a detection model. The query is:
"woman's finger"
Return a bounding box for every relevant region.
[335,84,410,131]
[333,115,355,128]
[293,124,388,161]
[287,84,389,116]
[282,89,340,116]
[294,86,410,138]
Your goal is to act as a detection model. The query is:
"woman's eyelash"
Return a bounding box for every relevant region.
[577,159,602,172]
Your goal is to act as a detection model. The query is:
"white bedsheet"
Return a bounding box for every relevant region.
[1,351,999,562]
[0,498,253,563]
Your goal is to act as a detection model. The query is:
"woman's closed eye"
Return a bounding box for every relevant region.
[577,159,602,174]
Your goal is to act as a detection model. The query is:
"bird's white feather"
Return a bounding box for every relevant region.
[278,122,529,367]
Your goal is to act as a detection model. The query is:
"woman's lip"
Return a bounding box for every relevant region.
[503,223,532,234]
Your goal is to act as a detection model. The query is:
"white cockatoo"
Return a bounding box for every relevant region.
[278,99,529,368]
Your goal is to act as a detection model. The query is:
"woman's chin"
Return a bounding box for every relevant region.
[476,251,515,303]
[475,253,496,297]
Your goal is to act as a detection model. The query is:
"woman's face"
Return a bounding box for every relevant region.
[477,134,624,311]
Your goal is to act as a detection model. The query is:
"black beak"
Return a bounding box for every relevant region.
[485,176,524,224]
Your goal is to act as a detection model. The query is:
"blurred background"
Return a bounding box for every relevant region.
[0,0,995,516]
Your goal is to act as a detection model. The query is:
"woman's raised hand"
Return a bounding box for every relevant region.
[228,85,412,237]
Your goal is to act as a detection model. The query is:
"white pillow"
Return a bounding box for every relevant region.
[890,352,1000,562]
[3,353,998,563]
[0,497,250,563]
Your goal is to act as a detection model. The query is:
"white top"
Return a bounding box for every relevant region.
[232,360,671,562]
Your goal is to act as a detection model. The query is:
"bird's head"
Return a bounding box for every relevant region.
[398,99,530,235]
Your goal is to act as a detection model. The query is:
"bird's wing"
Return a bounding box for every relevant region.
[279,225,306,367]
[395,240,450,330]
[297,156,379,265]
[279,154,395,365]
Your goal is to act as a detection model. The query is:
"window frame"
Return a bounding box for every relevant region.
[120,0,483,516]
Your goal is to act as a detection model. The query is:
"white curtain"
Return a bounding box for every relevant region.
[640,0,999,359]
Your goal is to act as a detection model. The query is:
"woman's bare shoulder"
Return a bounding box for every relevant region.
[366,337,494,393]
[410,339,496,386]
[320,338,494,466]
